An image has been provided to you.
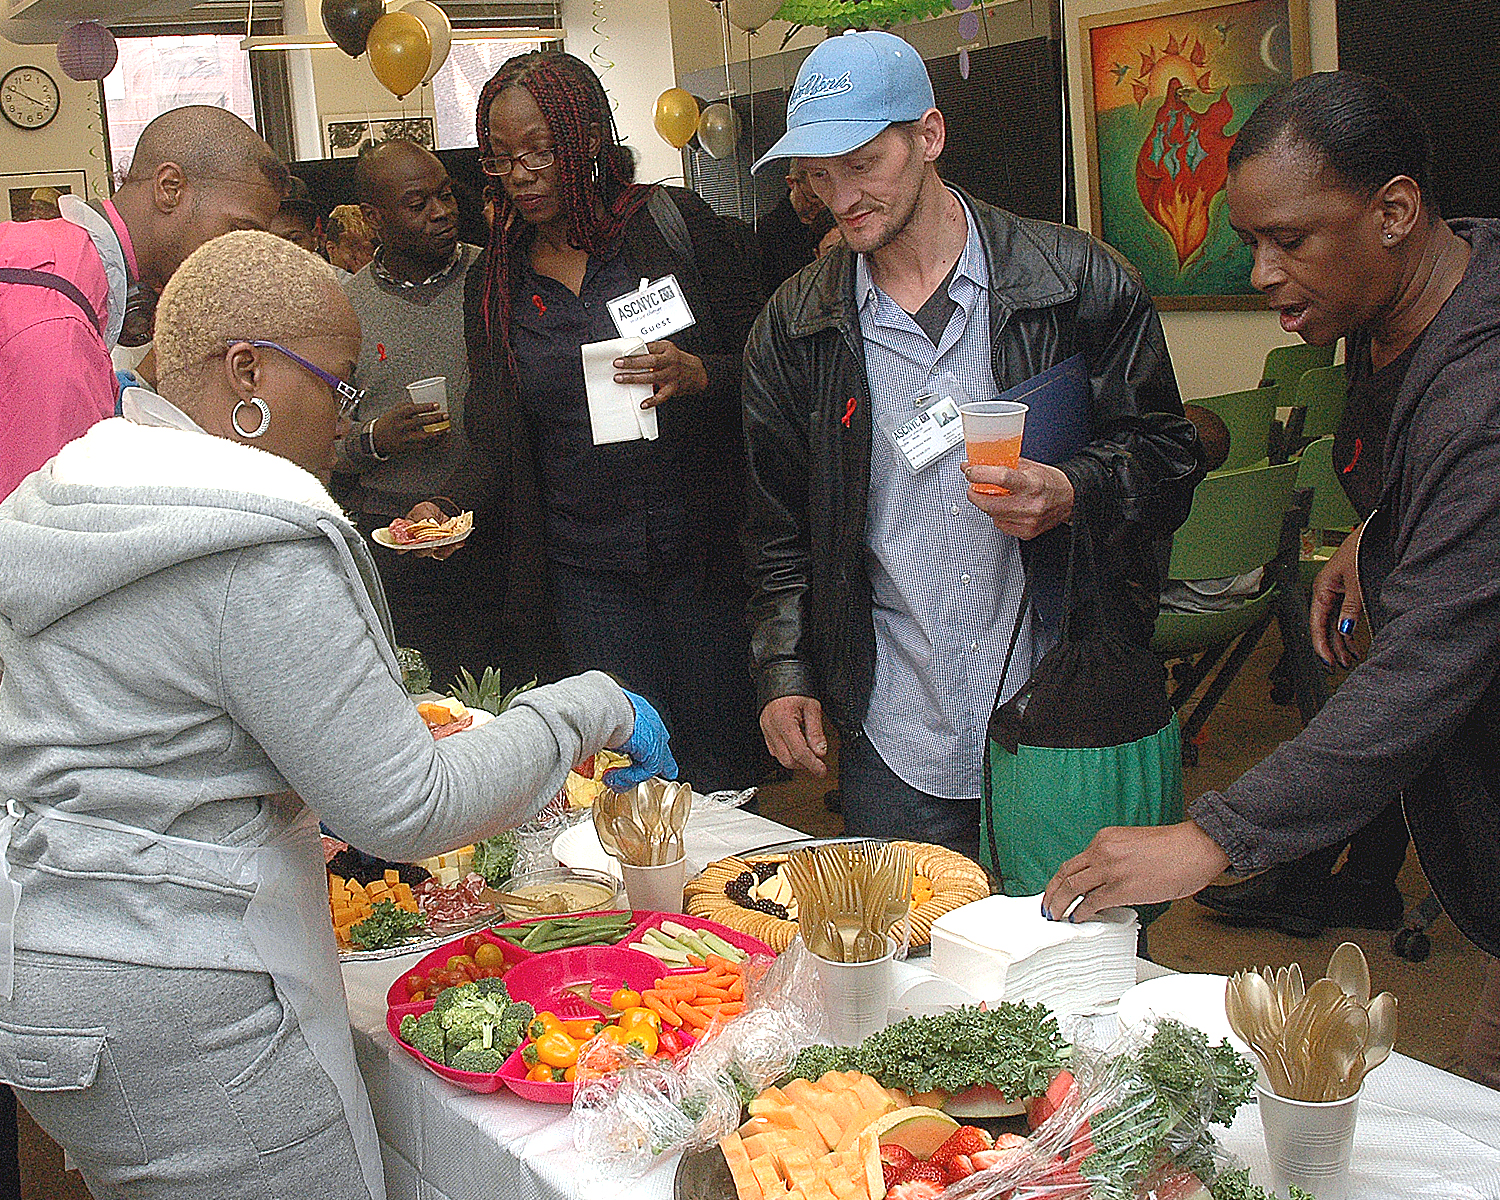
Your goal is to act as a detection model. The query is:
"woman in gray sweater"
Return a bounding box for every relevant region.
[0,231,673,1199]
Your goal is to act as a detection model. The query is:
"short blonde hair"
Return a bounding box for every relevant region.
[154,230,343,393]
[326,203,373,245]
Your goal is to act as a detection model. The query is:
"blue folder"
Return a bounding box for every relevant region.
[998,353,1091,465]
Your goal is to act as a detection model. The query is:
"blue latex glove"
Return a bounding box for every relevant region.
[605,690,678,789]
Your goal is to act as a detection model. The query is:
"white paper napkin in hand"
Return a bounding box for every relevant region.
[582,336,658,445]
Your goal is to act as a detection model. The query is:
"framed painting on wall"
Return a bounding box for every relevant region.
[324,115,437,159]
[2,169,88,222]
[1078,0,1310,309]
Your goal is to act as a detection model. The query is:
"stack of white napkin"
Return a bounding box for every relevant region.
[929,894,1139,1018]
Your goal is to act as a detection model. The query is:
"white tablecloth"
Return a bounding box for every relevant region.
[342,805,1500,1200]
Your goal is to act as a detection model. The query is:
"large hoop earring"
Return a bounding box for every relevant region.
[231,397,271,439]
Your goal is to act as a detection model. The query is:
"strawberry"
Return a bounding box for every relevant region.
[886,1183,944,1200]
[904,1163,947,1186]
[928,1125,993,1167]
[881,1144,918,1189]
[943,1153,978,1183]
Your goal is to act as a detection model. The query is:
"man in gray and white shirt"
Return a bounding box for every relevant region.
[743,32,1199,858]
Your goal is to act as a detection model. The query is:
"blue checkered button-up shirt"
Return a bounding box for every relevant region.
[856,193,1041,799]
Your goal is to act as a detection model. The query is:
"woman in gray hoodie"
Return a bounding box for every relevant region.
[0,231,673,1200]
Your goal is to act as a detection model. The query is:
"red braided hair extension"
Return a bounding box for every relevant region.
[474,51,655,385]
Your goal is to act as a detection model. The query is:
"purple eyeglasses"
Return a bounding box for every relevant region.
[230,339,364,419]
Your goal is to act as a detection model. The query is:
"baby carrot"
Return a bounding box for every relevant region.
[644,993,682,1025]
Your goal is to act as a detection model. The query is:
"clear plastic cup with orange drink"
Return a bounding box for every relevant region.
[959,400,1028,494]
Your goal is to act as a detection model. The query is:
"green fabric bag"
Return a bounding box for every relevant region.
[981,523,1185,913]
[982,716,1185,896]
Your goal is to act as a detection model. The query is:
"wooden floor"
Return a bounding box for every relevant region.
[15,632,1489,1196]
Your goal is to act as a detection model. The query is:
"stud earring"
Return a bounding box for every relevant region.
[231,397,271,438]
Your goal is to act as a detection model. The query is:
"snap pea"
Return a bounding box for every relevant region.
[505,913,635,952]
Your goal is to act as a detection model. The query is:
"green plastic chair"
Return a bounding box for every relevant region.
[1289,363,1348,443]
[1153,460,1311,760]
[1295,434,1360,588]
[1189,386,1282,472]
[1261,342,1336,393]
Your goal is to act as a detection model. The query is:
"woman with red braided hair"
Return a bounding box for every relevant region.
[463,51,765,793]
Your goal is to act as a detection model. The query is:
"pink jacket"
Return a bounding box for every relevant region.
[0,213,118,500]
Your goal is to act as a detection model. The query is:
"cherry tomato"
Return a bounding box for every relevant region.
[473,965,506,979]
[657,1028,684,1057]
[463,933,488,956]
[404,973,426,996]
[561,1019,604,1040]
[528,1012,562,1041]
[621,1025,658,1056]
[610,985,642,1011]
[430,968,467,989]
[535,1030,581,1069]
[473,942,506,968]
[407,990,426,1003]
[526,1063,555,1083]
[446,954,475,971]
[617,1006,661,1034]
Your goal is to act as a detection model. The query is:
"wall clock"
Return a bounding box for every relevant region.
[1,66,61,131]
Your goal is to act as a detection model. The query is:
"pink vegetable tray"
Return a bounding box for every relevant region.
[384,910,770,1100]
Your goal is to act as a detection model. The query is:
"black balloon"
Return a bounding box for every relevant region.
[322,0,382,57]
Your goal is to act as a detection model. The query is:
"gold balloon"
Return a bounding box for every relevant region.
[366,11,431,100]
[697,103,740,159]
[654,88,700,150]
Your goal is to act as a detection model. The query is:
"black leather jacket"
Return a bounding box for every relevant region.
[741,188,1203,727]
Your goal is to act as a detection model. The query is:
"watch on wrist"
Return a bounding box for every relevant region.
[361,420,390,462]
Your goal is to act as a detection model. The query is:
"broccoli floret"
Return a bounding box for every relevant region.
[399,1011,446,1063]
[450,1042,507,1074]
[431,981,480,1024]
[504,1000,534,1026]
[471,832,519,886]
[472,976,511,1001]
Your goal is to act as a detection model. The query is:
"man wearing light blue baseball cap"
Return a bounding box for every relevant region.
[741,30,1203,868]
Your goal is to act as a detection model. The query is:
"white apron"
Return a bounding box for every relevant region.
[0,798,387,1200]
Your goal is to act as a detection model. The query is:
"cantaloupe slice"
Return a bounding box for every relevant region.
[721,1132,764,1200]
[866,1106,959,1159]
[750,1155,785,1197]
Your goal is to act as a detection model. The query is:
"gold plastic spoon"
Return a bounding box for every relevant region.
[1327,941,1372,1006]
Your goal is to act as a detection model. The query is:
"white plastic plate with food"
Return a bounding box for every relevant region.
[373,510,474,552]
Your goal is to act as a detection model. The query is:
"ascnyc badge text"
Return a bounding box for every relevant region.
[616,281,680,321]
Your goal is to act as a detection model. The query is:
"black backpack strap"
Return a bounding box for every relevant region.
[0,267,102,334]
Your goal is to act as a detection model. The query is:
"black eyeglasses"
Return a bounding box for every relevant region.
[230,339,363,419]
[480,148,556,177]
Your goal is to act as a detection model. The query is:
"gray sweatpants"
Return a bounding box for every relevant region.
[0,950,370,1199]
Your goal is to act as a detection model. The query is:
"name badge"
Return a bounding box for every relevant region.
[608,274,696,342]
[878,396,965,474]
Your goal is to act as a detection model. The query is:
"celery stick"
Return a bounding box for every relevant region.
[697,931,747,961]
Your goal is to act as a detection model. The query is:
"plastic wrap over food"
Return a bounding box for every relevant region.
[572,942,826,1179]
[940,1018,1261,1200]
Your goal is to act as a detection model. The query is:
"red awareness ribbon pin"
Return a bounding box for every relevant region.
[376,343,387,363]
[532,294,547,316]
[1342,437,1361,473]
[842,397,857,428]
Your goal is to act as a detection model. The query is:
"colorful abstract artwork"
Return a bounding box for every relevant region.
[1078,0,1309,308]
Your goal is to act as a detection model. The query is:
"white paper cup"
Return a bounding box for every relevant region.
[812,936,896,1046]
[619,855,687,914]
[959,400,1027,495]
[407,376,449,432]
[1257,1082,1360,1200]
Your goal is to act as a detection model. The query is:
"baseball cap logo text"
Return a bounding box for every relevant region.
[786,71,854,116]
